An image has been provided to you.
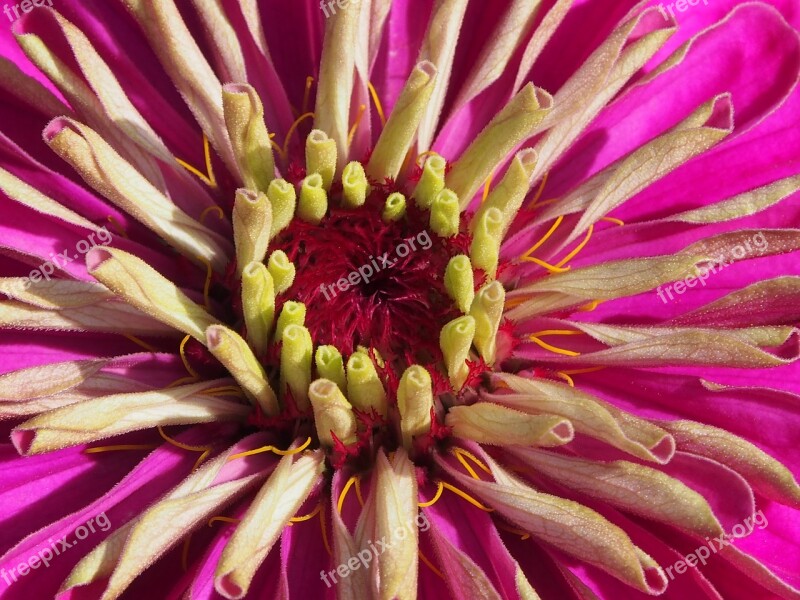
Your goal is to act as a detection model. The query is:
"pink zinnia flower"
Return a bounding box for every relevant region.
[1,0,799,599]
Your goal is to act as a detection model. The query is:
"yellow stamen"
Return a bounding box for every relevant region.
[122,334,159,353]
[441,482,494,512]
[579,299,602,312]
[521,215,563,259]
[106,215,129,239]
[84,444,158,454]
[269,133,285,162]
[157,426,212,471]
[451,447,492,480]
[175,132,217,189]
[556,372,575,387]
[196,256,214,311]
[282,112,315,156]
[226,437,313,461]
[527,171,550,208]
[601,216,625,226]
[527,334,582,357]
[518,256,571,274]
[337,475,361,514]
[199,205,224,225]
[416,150,439,166]
[554,224,594,268]
[560,366,606,375]
[418,481,444,508]
[367,81,387,126]
[347,104,367,145]
[202,386,245,397]
[419,549,446,580]
[302,76,315,114]
[290,502,322,523]
[481,169,496,204]
[208,516,241,527]
[179,335,201,379]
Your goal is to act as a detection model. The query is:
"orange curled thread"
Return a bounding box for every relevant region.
[451,447,492,481]
[196,256,214,311]
[519,215,571,274]
[180,335,201,379]
[600,216,625,227]
[226,437,313,462]
[579,299,602,312]
[302,76,315,115]
[84,444,159,454]
[337,475,365,514]
[158,426,213,471]
[319,504,333,556]
[122,334,159,353]
[418,481,444,508]
[556,372,575,387]
[289,503,322,524]
[560,366,605,376]
[553,224,594,269]
[208,516,241,527]
[527,171,550,209]
[167,376,201,389]
[527,330,584,358]
[203,386,245,398]
[367,81,387,127]
[419,549,446,580]
[482,169,496,204]
[496,522,531,540]
[175,132,217,189]
[199,205,225,225]
[282,112,315,157]
[441,482,494,512]
[415,150,439,167]
[106,215,129,239]
[269,132,285,161]
[348,104,367,145]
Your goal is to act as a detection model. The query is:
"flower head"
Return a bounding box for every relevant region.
[1,1,799,599]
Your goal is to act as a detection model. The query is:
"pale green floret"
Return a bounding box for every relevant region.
[470,281,505,365]
[440,315,476,391]
[274,300,306,343]
[309,379,357,446]
[298,173,328,224]
[397,365,433,448]
[315,345,347,393]
[430,188,460,237]
[280,324,313,410]
[222,83,274,194]
[241,262,275,356]
[470,206,504,278]
[306,129,338,191]
[413,154,446,210]
[444,255,474,314]
[267,250,295,294]
[366,61,438,182]
[382,192,407,223]
[342,161,370,208]
[232,189,272,277]
[346,351,388,416]
[266,178,296,237]
[206,324,278,416]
